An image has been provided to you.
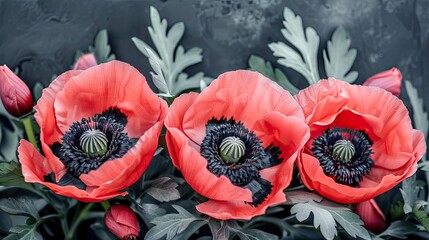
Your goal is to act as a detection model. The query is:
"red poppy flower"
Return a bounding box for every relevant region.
[73,53,98,70]
[18,61,168,202]
[295,78,426,204]
[105,204,140,240]
[165,70,309,220]
[0,65,34,117]
[363,67,402,96]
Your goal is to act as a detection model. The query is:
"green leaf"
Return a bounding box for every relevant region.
[405,80,428,161]
[145,205,206,240]
[378,221,419,239]
[146,177,180,202]
[4,224,42,240]
[248,55,299,95]
[88,29,116,63]
[32,83,44,102]
[146,47,172,97]
[231,228,278,240]
[0,161,26,187]
[329,210,370,239]
[0,197,40,220]
[291,202,337,240]
[132,6,210,95]
[0,103,20,161]
[268,7,320,85]
[400,174,421,214]
[323,26,358,83]
[413,204,429,232]
[287,191,369,240]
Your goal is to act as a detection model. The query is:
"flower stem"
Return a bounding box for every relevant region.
[22,116,39,151]
[101,200,111,210]
[66,202,95,240]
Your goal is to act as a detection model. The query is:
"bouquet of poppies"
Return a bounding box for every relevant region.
[0,5,428,240]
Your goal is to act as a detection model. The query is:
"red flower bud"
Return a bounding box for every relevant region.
[354,199,386,233]
[0,65,34,117]
[104,205,140,240]
[363,68,402,96]
[73,53,98,70]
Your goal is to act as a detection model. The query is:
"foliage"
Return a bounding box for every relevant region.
[132,6,211,96]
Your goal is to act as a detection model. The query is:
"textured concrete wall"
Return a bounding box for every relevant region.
[0,0,428,108]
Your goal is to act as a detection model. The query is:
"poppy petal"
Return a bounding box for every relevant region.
[354,199,386,233]
[252,112,309,187]
[182,70,303,145]
[196,183,286,220]
[54,61,167,138]
[363,68,402,96]
[18,140,124,202]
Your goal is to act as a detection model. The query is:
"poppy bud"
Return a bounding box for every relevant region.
[354,199,386,233]
[104,205,140,240]
[73,53,98,70]
[0,65,34,117]
[363,68,402,96]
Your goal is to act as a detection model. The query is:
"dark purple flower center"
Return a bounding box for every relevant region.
[312,127,374,187]
[200,117,282,207]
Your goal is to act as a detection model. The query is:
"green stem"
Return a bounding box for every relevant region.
[66,202,95,240]
[101,200,111,211]
[22,116,39,151]
[39,214,61,223]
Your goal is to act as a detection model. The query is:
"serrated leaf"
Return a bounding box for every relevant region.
[146,48,172,96]
[0,161,26,187]
[323,26,358,83]
[291,202,337,240]
[248,55,299,95]
[378,221,419,239]
[145,205,205,240]
[0,197,40,220]
[268,7,320,85]
[146,177,180,202]
[4,224,42,240]
[413,205,429,232]
[401,174,420,214]
[405,80,428,160]
[88,29,115,63]
[330,210,370,239]
[133,6,210,96]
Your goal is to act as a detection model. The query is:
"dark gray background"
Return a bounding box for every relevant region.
[0,0,428,108]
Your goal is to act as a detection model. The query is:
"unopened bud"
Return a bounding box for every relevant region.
[104,205,140,240]
[73,53,98,70]
[0,65,33,117]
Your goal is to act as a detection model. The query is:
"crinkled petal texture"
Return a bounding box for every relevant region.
[18,61,168,202]
[165,70,309,220]
[295,78,426,203]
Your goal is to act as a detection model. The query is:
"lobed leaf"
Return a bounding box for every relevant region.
[378,221,419,239]
[145,205,206,240]
[133,6,210,96]
[400,174,420,214]
[323,26,358,83]
[4,224,42,240]
[248,55,299,95]
[287,191,369,240]
[146,177,180,202]
[0,161,26,187]
[268,7,320,85]
[88,29,116,63]
[0,197,40,220]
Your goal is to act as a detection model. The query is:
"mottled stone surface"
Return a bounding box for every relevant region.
[0,0,428,108]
